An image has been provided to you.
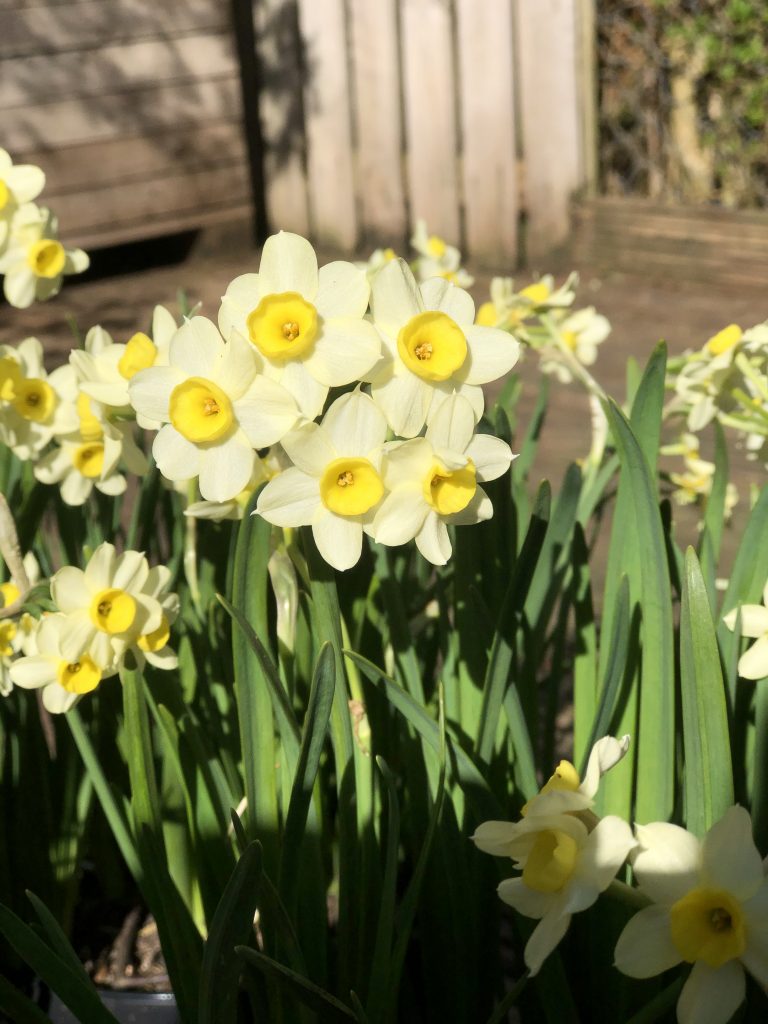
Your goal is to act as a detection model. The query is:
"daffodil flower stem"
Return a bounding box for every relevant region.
[605,878,651,910]
[183,480,202,617]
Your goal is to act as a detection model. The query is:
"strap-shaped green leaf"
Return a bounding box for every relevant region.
[236,946,357,1022]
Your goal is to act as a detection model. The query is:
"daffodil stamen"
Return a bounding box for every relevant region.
[89,587,137,634]
[56,655,101,695]
[670,887,746,969]
[320,457,384,516]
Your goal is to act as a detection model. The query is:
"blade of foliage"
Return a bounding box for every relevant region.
[121,665,203,1021]
[753,680,768,852]
[279,643,335,913]
[230,490,279,862]
[603,399,675,824]
[365,757,400,1024]
[702,420,728,565]
[484,972,529,1024]
[25,891,92,987]
[236,947,356,1022]
[0,973,53,1024]
[680,548,733,836]
[199,841,262,1024]
[513,375,549,483]
[0,903,118,1024]
[579,575,631,776]
[347,651,502,821]
[571,524,598,767]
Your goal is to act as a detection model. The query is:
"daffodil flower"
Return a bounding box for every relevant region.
[473,809,635,976]
[370,393,513,565]
[723,581,768,680]
[522,734,631,818]
[0,203,88,309]
[614,806,768,1024]
[129,316,300,502]
[366,259,519,437]
[49,543,164,666]
[71,307,177,424]
[0,149,45,250]
[219,231,381,420]
[257,390,388,571]
[410,219,473,288]
[0,337,78,460]
[538,306,611,383]
[128,564,180,671]
[9,613,116,714]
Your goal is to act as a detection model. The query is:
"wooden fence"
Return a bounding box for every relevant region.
[0,0,596,264]
[258,0,596,264]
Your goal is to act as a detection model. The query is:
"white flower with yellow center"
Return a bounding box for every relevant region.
[0,149,45,251]
[723,580,768,681]
[257,391,388,571]
[0,554,40,697]
[358,246,399,283]
[366,259,519,437]
[219,231,381,420]
[370,394,512,565]
[128,565,179,671]
[0,337,79,459]
[9,613,116,714]
[129,316,300,502]
[521,734,630,818]
[473,808,635,976]
[615,806,768,1024]
[410,219,473,288]
[538,306,611,383]
[476,274,578,331]
[0,203,88,309]
[49,543,164,667]
[70,306,177,421]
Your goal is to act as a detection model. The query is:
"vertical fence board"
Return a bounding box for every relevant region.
[516,0,584,262]
[349,0,407,246]
[254,0,310,236]
[456,0,518,265]
[297,0,357,249]
[401,0,460,243]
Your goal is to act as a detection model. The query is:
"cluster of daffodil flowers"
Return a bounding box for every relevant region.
[473,736,768,1024]
[8,542,178,714]
[0,149,89,308]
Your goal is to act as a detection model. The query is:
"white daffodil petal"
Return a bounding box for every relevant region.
[4,164,45,204]
[613,906,681,978]
[567,816,635,911]
[701,805,764,901]
[257,468,320,527]
[742,882,768,986]
[723,604,768,638]
[371,373,431,438]
[315,261,370,319]
[738,634,768,681]
[281,423,337,475]
[153,425,202,481]
[497,877,554,919]
[419,277,475,324]
[380,438,433,488]
[42,685,80,715]
[581,735,631,799]
[415,514,452,565]
[169,317,223,377]
[312,511,364,572]
[259,231,318,298]
[464,434,514,483]
[632,822,702,905]
[425,393,475,453]
[84,544,116,588]
[446,487,493,527]
[302,319,381,387]
[321,391,387,457]
[370,258,422,332]
[52,566,94,611]
[198,434,254,502]
[219,273,261,338]
[278,359,329,420]
[59,617,98,663]
[113,551,149,593]
[524,907,571,977]
[214,329,258,399]
[9,656,56,689]
[4,266,36,310]
[461,325,521,385]
[96,475,126,498]
[372,486,430,547]
[61,472,93,507]
[677,960,745,1024]
[235,377,300,448]
[472,821,522,858]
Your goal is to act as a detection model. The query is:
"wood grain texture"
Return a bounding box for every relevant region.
[254,0,310,235]
[348,0,407,246]
[401,0,460,243]
[456,0,518,265]
[296,0,358,248]
[516,0,584,261]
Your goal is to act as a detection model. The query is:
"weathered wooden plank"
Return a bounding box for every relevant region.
[254,0,310,236]
[4,77,241,151]
[401,0,460,243]
[0,0,228,58]
[296,0,357,248]
[348,0,407,246]
[455,0,518,265]
[516,0,584,261]
[54,163,250,236]
[71,201,253,251]
[2,34,237,108]
[18,124,247,197]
